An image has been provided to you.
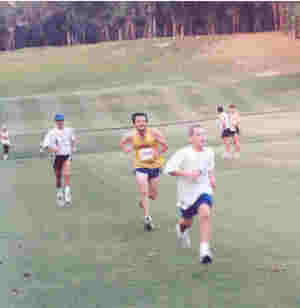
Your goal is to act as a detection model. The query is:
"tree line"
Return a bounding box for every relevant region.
[0,2,299,51]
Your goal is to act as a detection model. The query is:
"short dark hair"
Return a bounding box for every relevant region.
[131,113,148,124]
[217,105,224,113]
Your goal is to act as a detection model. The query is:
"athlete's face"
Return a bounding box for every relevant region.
[134,116,147,132]
[189,128,207,149]
[56,120,64,130]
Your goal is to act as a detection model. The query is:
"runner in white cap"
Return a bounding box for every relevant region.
[43,114,77,207]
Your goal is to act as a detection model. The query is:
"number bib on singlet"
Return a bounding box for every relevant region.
[139,148,154,161]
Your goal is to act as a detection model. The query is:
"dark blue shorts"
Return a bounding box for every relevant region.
[178,193,213,219]
[135,168,161,180]
[53,155,71,171]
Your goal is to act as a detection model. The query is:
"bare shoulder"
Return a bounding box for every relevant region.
[150,127,164,138]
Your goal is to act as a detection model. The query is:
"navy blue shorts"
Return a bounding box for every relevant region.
[53,155,71,171]
[178,193,213,219]
[135,168,161,180]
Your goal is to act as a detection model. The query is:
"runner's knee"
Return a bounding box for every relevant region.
[149,189,158,200]
[199,205,211,220]
[63,169,70,177]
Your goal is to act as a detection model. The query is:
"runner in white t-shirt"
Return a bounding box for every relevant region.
[216,105,235,159]
[43,114,76,207]
[0,125,11,160]
[164,125,216,264]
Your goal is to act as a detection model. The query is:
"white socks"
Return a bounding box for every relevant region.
[200,242,210,257]
[65,186,70,194]
[145,216,152,223]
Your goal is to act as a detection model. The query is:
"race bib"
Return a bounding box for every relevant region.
[139,148,154,161]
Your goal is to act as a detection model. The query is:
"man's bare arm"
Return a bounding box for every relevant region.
[120,132,133,153]
[152,128,168,154]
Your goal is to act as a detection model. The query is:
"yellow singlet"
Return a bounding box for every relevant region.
[132,128,164,169]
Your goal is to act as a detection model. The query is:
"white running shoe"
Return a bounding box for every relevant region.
[175,224,191,248]
[144,216,154,231]
[3,154,8,160]
[56,189,65,208]
[64,186,72,206]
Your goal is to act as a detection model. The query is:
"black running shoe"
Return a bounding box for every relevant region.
[200,255,213,264]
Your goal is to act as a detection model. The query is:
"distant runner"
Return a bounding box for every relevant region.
[228,104,241,158]
[120,112,168,231]
[0,125,11,160]
[216,105,234,159]
[164,125,216,264]
[43,114,77,207]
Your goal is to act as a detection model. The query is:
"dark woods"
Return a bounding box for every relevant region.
[0,2,297,51]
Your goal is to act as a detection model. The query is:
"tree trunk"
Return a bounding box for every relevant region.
[143,20,149,38]
[153,16,157,38]
[179,23,184,39]
[188,17,193,36]
[232,8,240,33]
[103,25,111,41]
[124,20,129,40]
[163,23,168,37]
[66,31,71,45]
[171,15,177,39]
[289,15,296,40]
[296,16,300,39]
[118,27,123,40]
[279,3,286,31]
[129,22,136,40]
[272,3,280,31]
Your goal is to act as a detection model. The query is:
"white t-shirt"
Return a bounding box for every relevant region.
[43,127,75,156]
[164,146,215,209]
[1,131,10,145]
[216,112,231,133]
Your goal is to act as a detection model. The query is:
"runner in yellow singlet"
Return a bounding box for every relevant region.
[120,113,168,231]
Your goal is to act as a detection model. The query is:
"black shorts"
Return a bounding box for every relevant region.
[53,155,71,171]
[135,168,161,180]
[222,128,235,138]
[235,126,240,135]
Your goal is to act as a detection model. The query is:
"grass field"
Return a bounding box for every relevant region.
[2,32,300,307]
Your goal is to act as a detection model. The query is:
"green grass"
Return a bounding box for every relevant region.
[2,33,300,307]
[6,135,300,308]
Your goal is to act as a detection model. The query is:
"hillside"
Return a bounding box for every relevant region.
[0,32,300,133]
